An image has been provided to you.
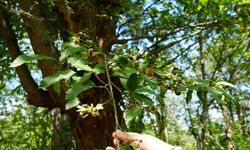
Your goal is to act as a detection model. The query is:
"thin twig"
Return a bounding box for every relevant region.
[111,82,122,93]
[117,0,160,36]
[104,55,120,129]
[95,75,108,85]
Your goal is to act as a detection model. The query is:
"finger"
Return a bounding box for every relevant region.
[114,130,128,141]
[112,131,116,138]
[113,137,120,147]
[115,130,141,142]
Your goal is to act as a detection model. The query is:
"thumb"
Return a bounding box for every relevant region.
[113,130,141,143]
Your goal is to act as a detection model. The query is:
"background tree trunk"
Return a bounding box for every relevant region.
[52,109,73,150]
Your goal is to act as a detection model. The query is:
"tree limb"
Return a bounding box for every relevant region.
[117,0,160,35]
[55,0,77,33]
[138,30,202,59]
[17,0,66,108]
[0,6,56,108]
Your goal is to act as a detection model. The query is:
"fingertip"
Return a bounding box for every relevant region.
[113,138,120,147]
[112,131,116,138]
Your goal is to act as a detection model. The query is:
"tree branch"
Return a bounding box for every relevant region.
[17,0,65,107]
[113,27,184,44]
[159,42,197,69]
[55,0,76,33]
[117,0,160,35]
[138,30,201,59]
[0,6,56,108]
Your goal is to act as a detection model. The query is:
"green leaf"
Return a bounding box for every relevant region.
[65,97,80,110]
[65,42,83,54]
[120,78,128,89]
[193,79,210,89]
[118,144,133,150]
[71,72,92,85]
[213,86,232,99]
[127,73,138,92]
[53,81,61,94]
[119,67,137,78]
[59,50,70,62]
[186,90,193,104]
[68,57,93,72]
[79,72,92,83]
[134,93,153,106]
[209,87,222,101]
[135,87,156,95]
[40,69,75,88]
[94,64,105,74]
[125,106,142,123]
[10,54,57,67]
[65,80,94,108]
[118,56,130,66]
[216,81,236,89]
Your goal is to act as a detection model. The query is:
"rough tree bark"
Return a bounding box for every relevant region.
[1,0,124,149]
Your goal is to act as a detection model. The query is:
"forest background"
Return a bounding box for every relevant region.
[0,0,249,149]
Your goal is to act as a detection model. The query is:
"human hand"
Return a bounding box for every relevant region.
[106,130,180,150]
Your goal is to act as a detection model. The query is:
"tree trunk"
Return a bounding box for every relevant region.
[69,80,123,149]
[196,89,209,150]
[220,104,236,150]
[52,109,73,150]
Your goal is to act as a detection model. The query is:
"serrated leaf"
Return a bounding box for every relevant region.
[66,80,94,104]
[40,69,75,88]
[68,57,93,72]
[10,54,56,67]
[134,93,153,106]
[127,73,138,92]
[216,81,236,89]
[65,97,80,110]
[125,106,142,123]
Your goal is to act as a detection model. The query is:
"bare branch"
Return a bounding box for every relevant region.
[117,0,160,34]
[159,42,197,69]
[0,2,55,22]
[113,27,184,44]
[138,30,202,59]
